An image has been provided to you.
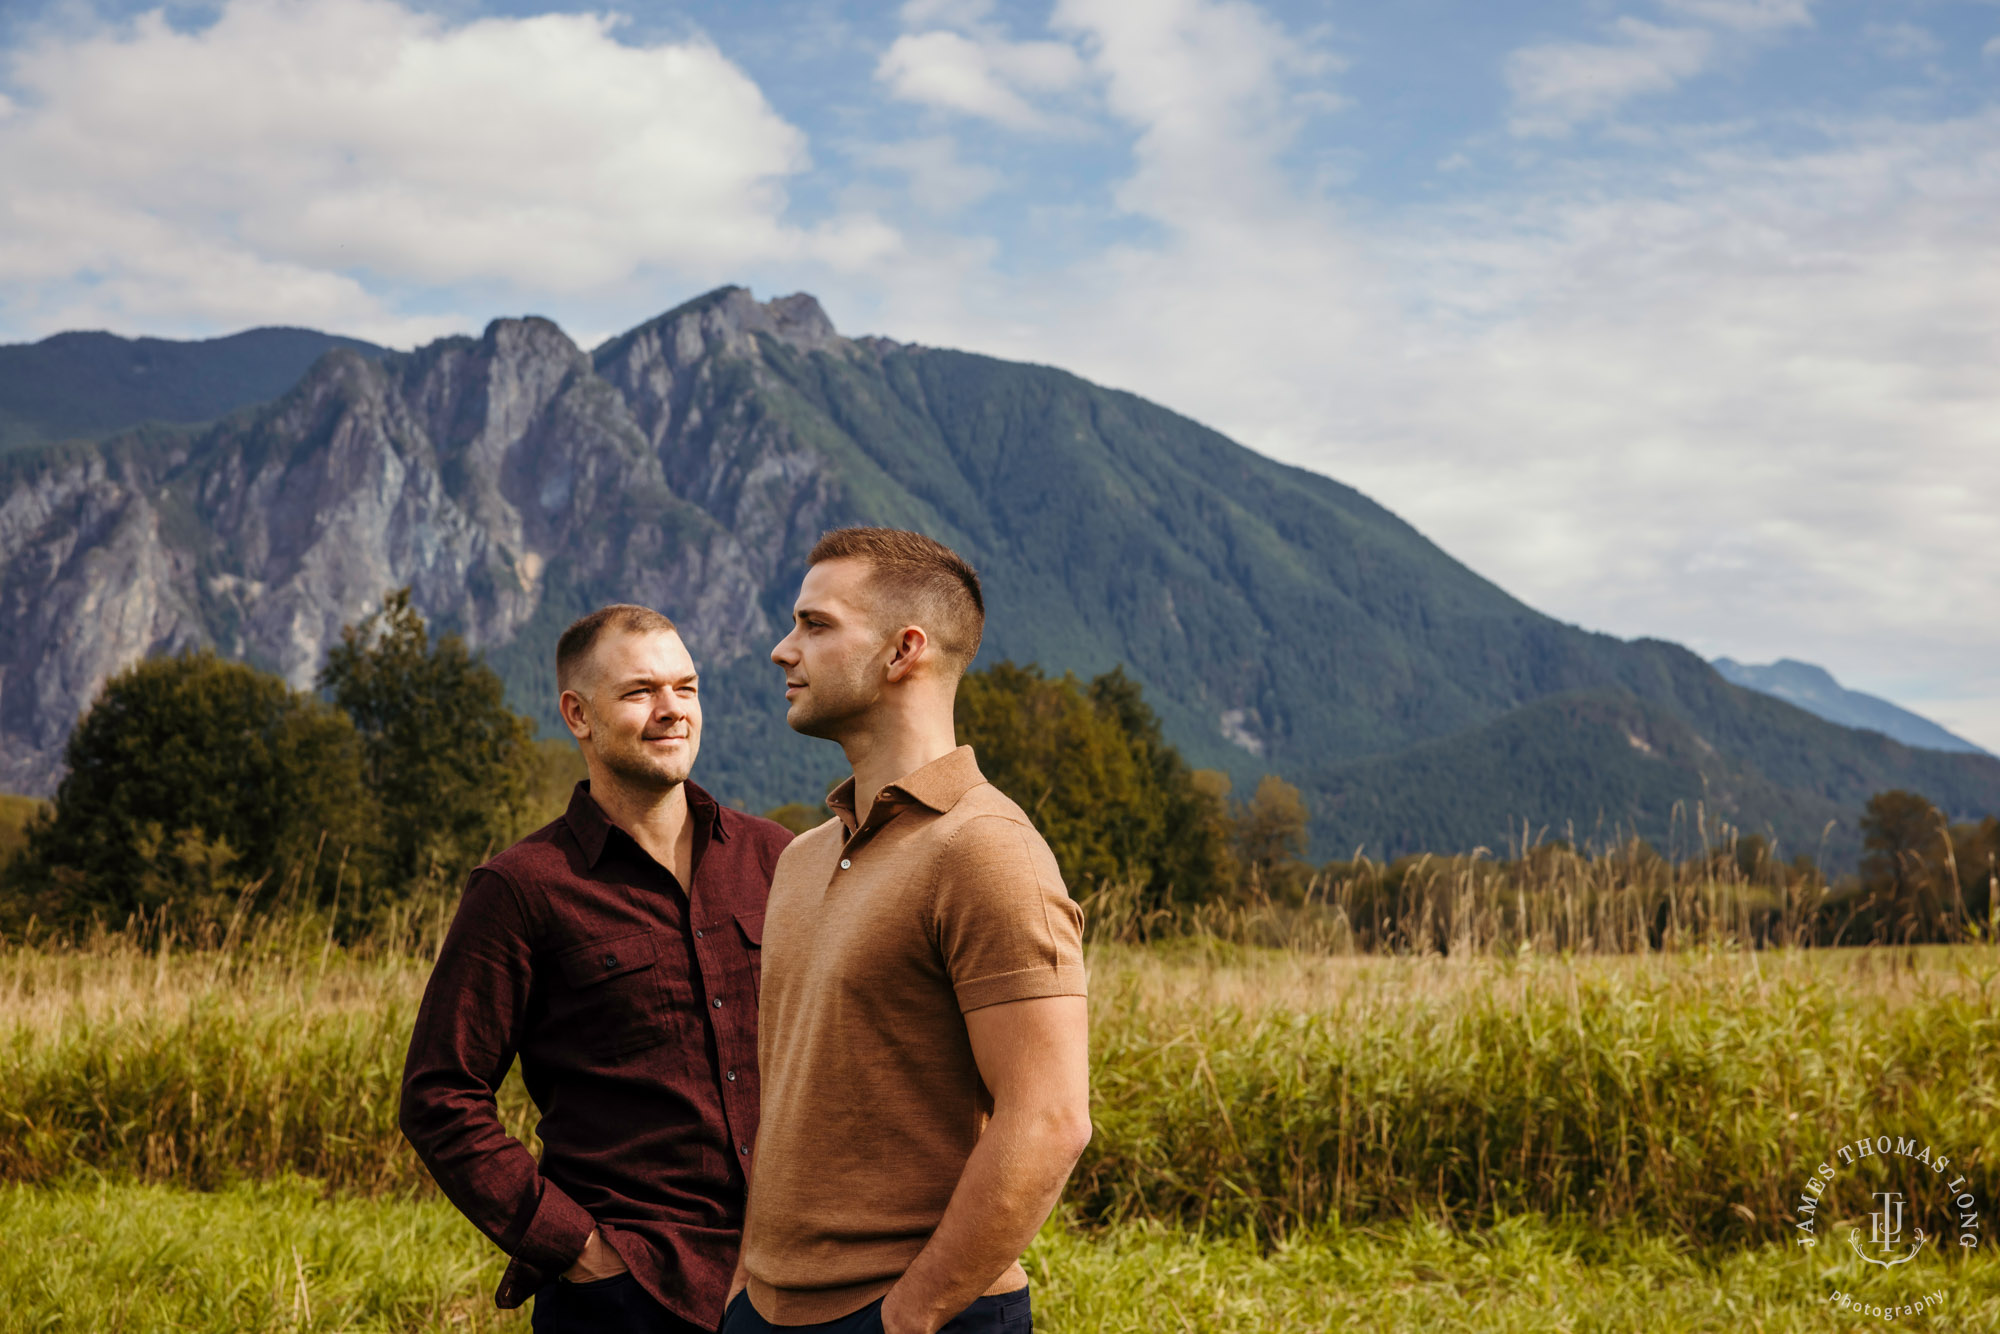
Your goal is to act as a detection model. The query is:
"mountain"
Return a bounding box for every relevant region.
[3,287,1996,866]
[1713,658,1990,757]
[0,327,386,454]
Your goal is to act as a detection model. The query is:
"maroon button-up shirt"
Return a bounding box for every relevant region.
[399,781,791,1327]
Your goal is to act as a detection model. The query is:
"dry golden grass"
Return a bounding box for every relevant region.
[4,915,1995,1249]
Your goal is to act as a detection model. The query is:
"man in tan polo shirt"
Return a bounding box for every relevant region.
[723,527,1091,1334]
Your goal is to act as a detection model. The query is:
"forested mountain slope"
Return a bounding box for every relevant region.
[0,327,384,454]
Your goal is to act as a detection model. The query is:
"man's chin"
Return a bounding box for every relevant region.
[785,706,840,741]
[603,751,696,790]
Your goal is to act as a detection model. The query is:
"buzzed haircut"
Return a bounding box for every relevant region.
[808,527,985,671]
[557,604,679,692]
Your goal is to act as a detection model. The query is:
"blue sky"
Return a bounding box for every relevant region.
[2,0,1997,748]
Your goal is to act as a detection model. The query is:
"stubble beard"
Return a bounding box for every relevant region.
[599,732,697,792]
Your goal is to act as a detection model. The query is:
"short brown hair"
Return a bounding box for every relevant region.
[557,604,679,691]
[808,527,984,670]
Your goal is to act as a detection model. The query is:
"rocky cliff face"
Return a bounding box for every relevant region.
[0,290,828,795]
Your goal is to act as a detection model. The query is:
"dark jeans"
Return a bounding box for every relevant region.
[721,1286,1031,1334]
[532,1273,711,1334]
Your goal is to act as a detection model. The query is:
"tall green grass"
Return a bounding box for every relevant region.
[5,926,1994,1248]
[1076,943,2000,1242]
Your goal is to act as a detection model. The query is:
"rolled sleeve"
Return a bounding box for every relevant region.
[933,816,1087,1014]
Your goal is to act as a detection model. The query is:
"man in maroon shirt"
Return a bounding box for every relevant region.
[400,604,793,1334]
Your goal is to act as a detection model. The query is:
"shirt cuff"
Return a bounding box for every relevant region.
[954,963,1088,1014]
[508,1180,597,1277]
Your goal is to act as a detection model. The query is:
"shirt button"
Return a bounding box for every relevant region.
[839,859,851,869]
[694,929,704,939]
[738,1143,749,1156]
[726,1069,737,1081]
[600,954,617,970]
[712,998,724,1009]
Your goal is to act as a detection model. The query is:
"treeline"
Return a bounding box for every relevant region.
[2,600,1994,950]
[1236,794,1997,956]
[907,663,1998,948]
[1,591,580,935]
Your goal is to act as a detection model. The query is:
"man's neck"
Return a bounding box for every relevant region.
[841,705,959,826]
[587,771,694,883]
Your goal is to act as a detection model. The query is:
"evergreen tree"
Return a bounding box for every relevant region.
[319,589,536,885]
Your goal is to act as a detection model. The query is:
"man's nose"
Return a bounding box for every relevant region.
[770,631,795,665]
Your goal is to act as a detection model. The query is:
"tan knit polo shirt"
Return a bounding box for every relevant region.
[741,746,1087,1324]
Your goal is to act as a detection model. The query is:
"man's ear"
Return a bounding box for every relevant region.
[559,688,592,740]
[884,625,930,683]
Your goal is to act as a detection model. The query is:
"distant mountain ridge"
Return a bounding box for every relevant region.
[2,287,1996,866]
[0,327,386,454]
[1713,658,1989,756]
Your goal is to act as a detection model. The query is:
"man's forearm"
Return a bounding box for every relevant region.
[881,1105,1090,1334]
[403,1088,599,1276]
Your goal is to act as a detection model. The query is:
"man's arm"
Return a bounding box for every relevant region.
[398,868,622,1286]
[878,994,1092,1334]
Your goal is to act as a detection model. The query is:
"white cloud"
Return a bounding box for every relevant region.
[1657,0,1813,32]
[1362,117,2000,686]
[1865,22,1942,61]
[0,0,892,343]
[1986,34,2000,61]
[857,135,1002,214]
[1054,0,1338,217]
[875,28,1087,130]
[1506,19,1713,137]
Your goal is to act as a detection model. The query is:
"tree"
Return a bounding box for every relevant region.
[1089,670,1235,905]
[1953,816,2000,938]
[957,662,1231,906]
[1857,790,1964,944]
[1234,774,1310,898]
[319,589,536,885]
[0,795,42,872]
[4,650,372,929]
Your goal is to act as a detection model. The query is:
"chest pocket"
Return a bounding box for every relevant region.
[734,911,764,1001]
[554,930,671,1059]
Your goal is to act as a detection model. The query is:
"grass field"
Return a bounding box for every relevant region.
[3,929,1997,1330]
[5,1178,1996,1332]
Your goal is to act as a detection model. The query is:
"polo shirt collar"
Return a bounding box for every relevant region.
[825,746,986,832]
[564,779,727,869]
